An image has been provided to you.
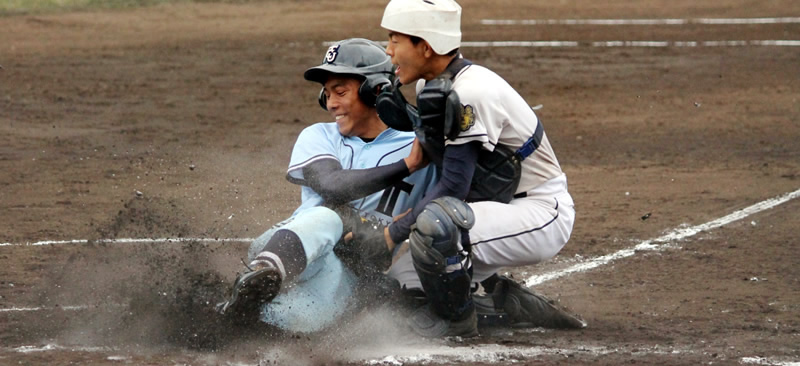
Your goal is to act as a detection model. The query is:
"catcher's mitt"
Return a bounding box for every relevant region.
[332,207,393,278]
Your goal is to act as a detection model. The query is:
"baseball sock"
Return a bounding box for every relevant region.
[250,229,307,284]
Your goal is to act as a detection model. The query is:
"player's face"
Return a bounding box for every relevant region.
[323,76,374,137]
[385,32,428,85]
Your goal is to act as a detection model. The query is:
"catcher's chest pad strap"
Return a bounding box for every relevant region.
[416,56,473,142]
[466,121,543,204]
[514,120,545,161]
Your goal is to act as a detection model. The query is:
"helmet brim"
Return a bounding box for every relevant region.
[304,64,365,85]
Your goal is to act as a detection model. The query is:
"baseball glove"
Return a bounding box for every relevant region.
[332,207,393,277]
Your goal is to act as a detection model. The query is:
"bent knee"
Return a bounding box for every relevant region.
[303,206,343,229]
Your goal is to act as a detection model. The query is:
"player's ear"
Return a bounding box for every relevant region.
[422,40,435,58]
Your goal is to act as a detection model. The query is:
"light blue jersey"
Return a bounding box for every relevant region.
[248,123,437,332]
[287,122,437,226]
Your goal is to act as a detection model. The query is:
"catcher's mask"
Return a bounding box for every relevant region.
[304,38,394,110]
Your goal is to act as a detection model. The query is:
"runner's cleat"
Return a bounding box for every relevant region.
[216,266,282,323]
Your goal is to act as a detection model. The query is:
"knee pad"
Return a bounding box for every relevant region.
[410,196,475,257]
[409,197,476,320]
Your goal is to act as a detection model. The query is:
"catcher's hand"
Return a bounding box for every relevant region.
[333,207,392,276]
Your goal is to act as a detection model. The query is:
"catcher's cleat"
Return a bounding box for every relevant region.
[216,265,282,323]
[407,304,479,338]
[474,276,587,329]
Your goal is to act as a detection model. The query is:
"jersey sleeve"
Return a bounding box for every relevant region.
[445,67,505,152]
[286,123,340,184]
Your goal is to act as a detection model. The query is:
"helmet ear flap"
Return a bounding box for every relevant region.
[320,75,391,111]
[358,75,391,107]
[318,87,328,111]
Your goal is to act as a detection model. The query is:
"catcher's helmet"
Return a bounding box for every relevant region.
[304,38,394,110]
[381,0,462,55]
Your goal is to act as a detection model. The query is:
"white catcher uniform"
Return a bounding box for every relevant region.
[248,122,436,332]
[388,63,575,288]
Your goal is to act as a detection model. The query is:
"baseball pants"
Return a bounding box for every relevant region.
[388,173,575,289]
[248,206,356,332]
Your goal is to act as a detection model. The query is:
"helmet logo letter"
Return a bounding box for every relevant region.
[324,45,340,64]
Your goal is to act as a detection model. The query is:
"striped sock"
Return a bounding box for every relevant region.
[250,229,307,283]
[250,251,286,280]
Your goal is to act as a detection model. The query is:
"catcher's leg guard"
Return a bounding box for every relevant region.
[474,275,587,329]
[408,197,478,337]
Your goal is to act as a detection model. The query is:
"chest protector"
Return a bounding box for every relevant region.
[376,56,543,204]
[376,57,470,166]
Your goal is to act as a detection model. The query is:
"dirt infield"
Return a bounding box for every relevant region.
[1,0,799,364]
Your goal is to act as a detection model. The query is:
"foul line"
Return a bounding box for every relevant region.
[12,344,114,354]
[325,40,800,48]
[462,40,800,47]
[0,305,91,313]
[3,192,800,365]
[2,188,798,313]
[8,341,800,365]
[526,187,800,287]
[482,17,800,25]
[741,357,800,366]
[0,237,254,247]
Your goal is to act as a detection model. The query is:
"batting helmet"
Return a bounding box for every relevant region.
[304,38,394,111]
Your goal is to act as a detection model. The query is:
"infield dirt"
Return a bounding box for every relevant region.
[1,0,799,364]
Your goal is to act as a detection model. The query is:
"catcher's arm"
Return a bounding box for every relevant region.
[388,141,480,244]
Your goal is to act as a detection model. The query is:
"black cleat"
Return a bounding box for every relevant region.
[408,305,479,338]
[475,276,587,329]
[216,266,282,323]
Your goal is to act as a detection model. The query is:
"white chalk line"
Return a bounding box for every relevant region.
[365,343,680,364]
[325,40,800,48]
[2,187,799,313]
[0,303,130,313]
[462,40,800,47]
[482,17,800,25]
[0,342,682,359]
[0,237,254,247]
[364,343,800,365]
[0,238,254,313]
[11,343,114,354]
[2,189,799,364]
[525,187,800,287]
[742,357,800,366]
[0,305,94,313]
[9,341,799,365]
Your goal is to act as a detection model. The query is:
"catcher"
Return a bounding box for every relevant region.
[372,0,587,337]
